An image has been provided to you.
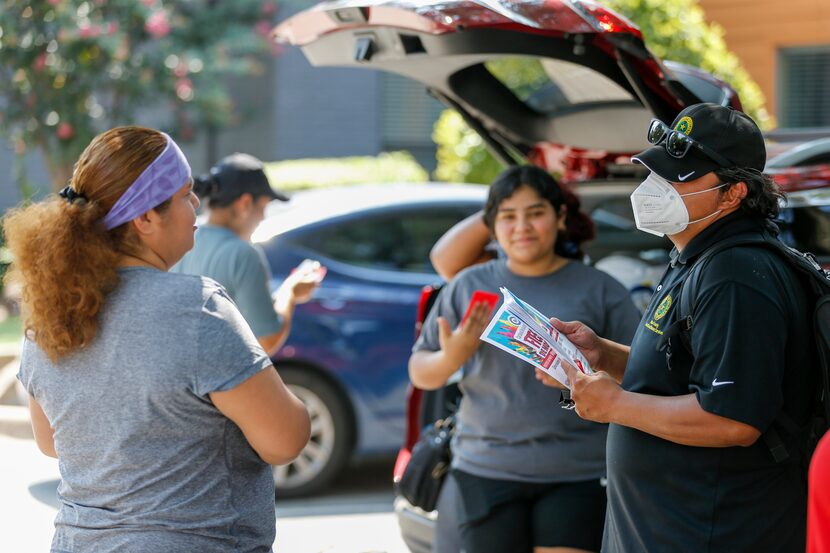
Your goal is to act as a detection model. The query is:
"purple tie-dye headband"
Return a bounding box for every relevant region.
[102,133,191,230]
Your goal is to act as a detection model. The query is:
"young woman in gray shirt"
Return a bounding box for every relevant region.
[410,165,640,553]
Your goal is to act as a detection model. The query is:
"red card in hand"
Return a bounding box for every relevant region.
[461,290,499,325]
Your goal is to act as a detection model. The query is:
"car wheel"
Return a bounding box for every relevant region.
[272,366,354,498]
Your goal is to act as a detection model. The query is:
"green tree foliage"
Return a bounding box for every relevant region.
[605,0,768,126]
[433,0,769,184]
[0,0,280,190]
[264,151,428,191]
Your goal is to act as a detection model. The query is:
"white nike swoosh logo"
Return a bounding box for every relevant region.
[712,378,735,387]
[678,171,696,181]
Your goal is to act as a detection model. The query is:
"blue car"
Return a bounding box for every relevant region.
[252,183,488,497]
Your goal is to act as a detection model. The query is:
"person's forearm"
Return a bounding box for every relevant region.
[267,295,296,353]
[409,350,464,390]
[609,392,760,447]
[258,324,290,357]
[255,290,297,356]
[430,210,493,281]
[598,338,630,382]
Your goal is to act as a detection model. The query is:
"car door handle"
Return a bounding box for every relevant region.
[319,299,347,311]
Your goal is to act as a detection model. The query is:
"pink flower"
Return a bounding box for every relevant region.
[173,63,188,78]
[106,21,119,35]
[145,10,170,38]
[255,20,272,38]
[33,53,48,72]
[79,24,101,39]
[57,122,74,141]
[176,78,194,101]
[141,0,155,6]
[48,0,61,5]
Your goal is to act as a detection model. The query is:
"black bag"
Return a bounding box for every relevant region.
[665,221,830,466]
[396,415,455,512]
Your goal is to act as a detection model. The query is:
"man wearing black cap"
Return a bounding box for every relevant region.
[173,153,325,355]
[538,103,813,551]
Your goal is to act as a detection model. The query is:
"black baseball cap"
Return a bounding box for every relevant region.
[632,103,766,183]
[195,152,288,205]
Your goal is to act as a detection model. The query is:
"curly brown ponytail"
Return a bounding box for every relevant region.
[3,127,168,361]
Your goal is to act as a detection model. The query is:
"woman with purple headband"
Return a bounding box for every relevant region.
[3,126,310,552]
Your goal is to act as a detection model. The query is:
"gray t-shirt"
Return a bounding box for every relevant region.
[172,225,283,338]
[18,267,275,553]
[413,259,641,483]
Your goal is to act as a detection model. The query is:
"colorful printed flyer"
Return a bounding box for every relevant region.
[480,287,593,388]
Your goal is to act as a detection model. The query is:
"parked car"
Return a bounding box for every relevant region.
[254,180,670,499]
[390,177,830,553]
[273,0,830,549]
[253,183,486,497]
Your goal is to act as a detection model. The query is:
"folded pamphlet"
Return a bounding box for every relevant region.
[479,287,592,388]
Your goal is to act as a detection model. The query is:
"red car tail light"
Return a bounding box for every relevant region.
[564,0,643,38]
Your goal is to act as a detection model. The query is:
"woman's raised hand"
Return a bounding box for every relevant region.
[437,302,494,367]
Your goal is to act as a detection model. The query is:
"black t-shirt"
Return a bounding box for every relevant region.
[603,212,815,553]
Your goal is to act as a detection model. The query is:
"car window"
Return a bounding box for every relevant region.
[778,205,830,260]
[586,196,671,263]
[289,205,480,273]
[486,56,634,115]
[797,152,830,166]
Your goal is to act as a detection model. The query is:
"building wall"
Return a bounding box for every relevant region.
[273,46,382,160]
[697,0,830,124]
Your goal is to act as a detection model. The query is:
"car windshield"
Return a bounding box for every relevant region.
[486,56,635,115]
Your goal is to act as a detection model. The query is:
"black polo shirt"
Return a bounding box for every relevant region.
[603,212,814,553]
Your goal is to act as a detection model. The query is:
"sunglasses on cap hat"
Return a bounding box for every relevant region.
[647,119,733,169]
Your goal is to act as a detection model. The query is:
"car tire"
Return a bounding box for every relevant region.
[272,366,354,498]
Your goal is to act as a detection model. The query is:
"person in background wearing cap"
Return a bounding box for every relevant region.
[534,103,814,552]
[4,127,310,551]
[173,153,325,355]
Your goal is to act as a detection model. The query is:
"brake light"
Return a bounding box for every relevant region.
[564,0,642,38]
[414,285,434,340]
[393,448,412,483]
[769,164,830,193]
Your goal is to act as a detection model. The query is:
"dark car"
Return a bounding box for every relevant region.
[254,179,672,499]
[252,183,487,497]
[273,0,830,548]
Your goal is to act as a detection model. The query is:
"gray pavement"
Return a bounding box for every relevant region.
[0,435,409,552]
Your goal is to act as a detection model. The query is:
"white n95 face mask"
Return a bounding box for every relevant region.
[630,172,728,237]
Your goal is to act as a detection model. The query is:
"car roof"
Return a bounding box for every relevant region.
[251,182,488,243]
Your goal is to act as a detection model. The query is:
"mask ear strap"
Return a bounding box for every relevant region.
[687,209,722,225]
[679,183,729,197]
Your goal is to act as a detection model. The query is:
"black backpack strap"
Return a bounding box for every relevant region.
[670,225,830,463]
[815,295,830,424]
[671,230,771,354]
[656,232,765,357]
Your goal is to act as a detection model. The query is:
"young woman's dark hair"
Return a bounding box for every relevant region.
[482,165,595,260]
[715,167,785,219]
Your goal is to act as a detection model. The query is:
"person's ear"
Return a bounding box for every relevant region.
[130,209,162,237]
[231,193,253,214]
[719,181,747,210]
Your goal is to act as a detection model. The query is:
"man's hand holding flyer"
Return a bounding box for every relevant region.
[479,287,592,388]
